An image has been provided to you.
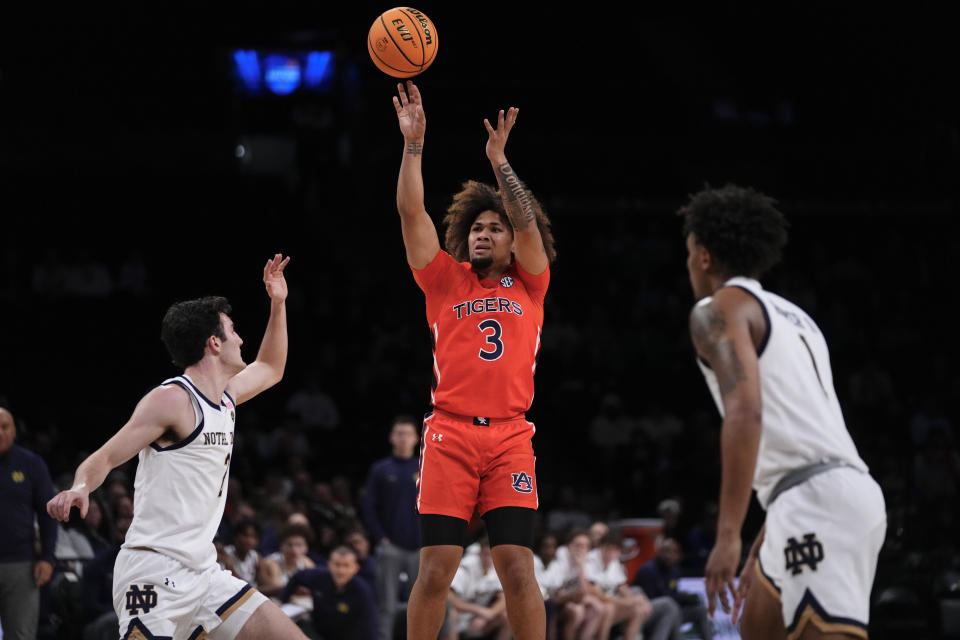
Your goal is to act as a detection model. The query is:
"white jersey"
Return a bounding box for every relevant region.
[695,277,867,508]
[122,375,237,569]
[584,548,626,596]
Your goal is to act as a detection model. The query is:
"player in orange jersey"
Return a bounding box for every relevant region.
[393,80,558,640]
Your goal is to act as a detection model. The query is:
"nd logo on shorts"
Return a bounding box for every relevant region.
[125,584,158,615]
[511,471,534,493]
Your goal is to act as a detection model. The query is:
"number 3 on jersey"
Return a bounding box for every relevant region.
[478,319,504,361]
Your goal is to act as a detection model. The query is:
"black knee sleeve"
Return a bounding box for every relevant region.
[420,514,469,547]
[482,506,536,549]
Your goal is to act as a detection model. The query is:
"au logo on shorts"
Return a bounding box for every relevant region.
[784,533,824,575]
[511,472,533,493]
[125,584,158,615]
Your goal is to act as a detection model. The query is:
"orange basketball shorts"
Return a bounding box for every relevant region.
[417,409,538,521]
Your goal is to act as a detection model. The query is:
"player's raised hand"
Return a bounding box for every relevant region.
[394,81,425,141]
[47,487,89,522]
[484,107,518,164]
[704,535,740,618]
[263,254,290,302]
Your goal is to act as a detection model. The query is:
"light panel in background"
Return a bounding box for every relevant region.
[233,49,334,96]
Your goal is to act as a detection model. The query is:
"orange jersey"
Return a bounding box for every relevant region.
[412,250,549,418]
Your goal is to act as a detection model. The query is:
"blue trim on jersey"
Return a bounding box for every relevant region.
[149,415,205,452]
[223,390,236,407]
[187,625,206,640]
[785,587,868,634]
[728,285,772,356]
[216,583,252,616]
[123,618,173,640]
[177,375,223,411]
[151,380,206,452]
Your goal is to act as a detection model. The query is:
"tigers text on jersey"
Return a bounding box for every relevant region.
[122,375,237,569]
[695,277,868,509]
[412,250,549,418]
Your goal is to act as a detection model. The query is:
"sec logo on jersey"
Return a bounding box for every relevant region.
[500,276,514,288]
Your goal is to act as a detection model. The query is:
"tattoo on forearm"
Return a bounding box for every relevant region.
[496,162,537,229]
[691,303,746,397]
[406,142,423,156]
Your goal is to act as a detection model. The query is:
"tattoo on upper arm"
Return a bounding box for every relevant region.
[495,162,537,229]
[691,303,746,397]
[406,142,423,156]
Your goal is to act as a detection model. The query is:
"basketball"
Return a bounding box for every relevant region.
[367,7,438,78]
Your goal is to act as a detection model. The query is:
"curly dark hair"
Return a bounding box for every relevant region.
[160,296,232,369]
[677,184,789,279]
[442,180,557,264]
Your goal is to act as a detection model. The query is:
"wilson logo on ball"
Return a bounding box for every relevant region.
[367,7,438,78]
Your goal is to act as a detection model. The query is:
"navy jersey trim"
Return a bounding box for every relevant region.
[151,380,206,452]
[785,588,868,635]
[177,375,222,411]
[223,390,236,407]
[756,554,781,594]
[215,583,252,616]
[728,285,772,356]
[123,618,173,640]
[187,625,206,640]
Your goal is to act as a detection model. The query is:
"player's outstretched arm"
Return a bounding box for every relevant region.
[689,288,762,617]
[46,385,193,521]
[227,254,289,406]
[484,108,549,276]
[394,81,440,269]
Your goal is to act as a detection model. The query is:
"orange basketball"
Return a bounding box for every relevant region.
[367,7,438,78]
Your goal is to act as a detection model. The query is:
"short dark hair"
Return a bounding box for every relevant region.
[599,531,622,548]
[442,180,557,264]
[161,296,232,369]
[566,528,591,545]
[677,184,788,279]
[329,545,358,561]
[234,519,260,537]
[278,523,314,546]
[392,415,418,430]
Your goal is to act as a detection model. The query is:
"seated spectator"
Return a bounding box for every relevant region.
[288,511,328,565]
[534,532,562,640]
[262,523,318,597]
[344,526,378,597]
[54,496,110,577]
[448,536,511,640]
[542,529,607,640]
[223,519,278,590]
[537,532,560,572]
[80,500,134,640]
[585,531,652,640]
[588,521,610,549]
[632,537,713,640]
[281,545,377,640]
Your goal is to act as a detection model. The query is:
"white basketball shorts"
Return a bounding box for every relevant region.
[113,547,268,639]
[756,466,886,640]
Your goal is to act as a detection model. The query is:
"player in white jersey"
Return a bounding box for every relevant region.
[47,254,309,640]
[679,186,886,640]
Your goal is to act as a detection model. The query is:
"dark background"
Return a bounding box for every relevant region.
[2,4,958,635]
